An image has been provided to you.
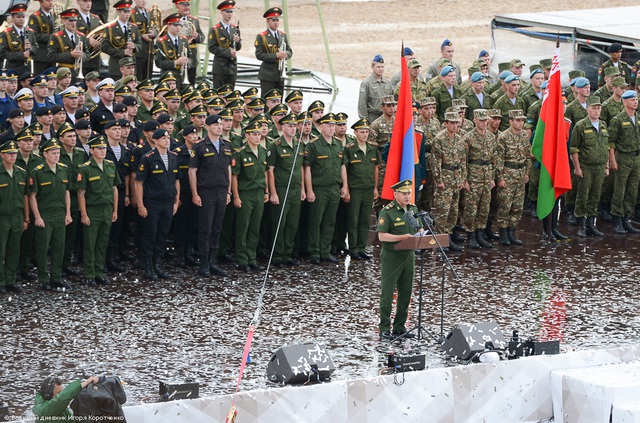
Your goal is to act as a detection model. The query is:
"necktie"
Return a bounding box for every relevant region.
[70,34,75,47]
[87,16,91,27]
[274,31,279,42]
[174,38,178,49]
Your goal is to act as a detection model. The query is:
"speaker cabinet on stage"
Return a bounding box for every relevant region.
[441,321,507,360]
[266,343,335,384]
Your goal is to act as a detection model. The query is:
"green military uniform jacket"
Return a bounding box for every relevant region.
[27,8,54,64]
[208,21,241,76]
[522,89,543,111]
[0,163,28,215]
[368,115,394,147]
[601,96,623,125]
[77,158,120,206]
[430,130,466,186]
[343,141,380,189]
[76,11,102,71]
[598,59,630,87]
[357,73,392,121]
[29,162,70,213]
[267,136,305,191]
[154,34,195,75]
[16,152,44,175]
[231,143,268,191]
[608,110,640,154]
[431,84,463,122]
[463,129,498,182]
[493,93,528,131]
[461,90,493,121]
[569,117,609,165]
[254,28,292,83]
[100,20,142,77]
[136,101,154,124]
[47,29,90,69]
[393,79,428,102]
[129,7,152,64]
[525,99,542,132]
[565,98,588,128]
[593,85,614,103]
[304,135,344,188]
[0,25,39,74]
[376,199,420,254]
[59,147,88,190]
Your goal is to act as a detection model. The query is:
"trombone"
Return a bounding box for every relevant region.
[74,41,84,79]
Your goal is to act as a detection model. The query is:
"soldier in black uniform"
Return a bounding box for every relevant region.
[135,128,179,280]
[89,78,116,133]
[188,114,232,277]
[0,4,39,76]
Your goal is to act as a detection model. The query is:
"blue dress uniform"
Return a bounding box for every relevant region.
[0,141,29,293]
[136,129,179,279]
[89,78,117,134]
[377,180,420,339]
[189,115,233,277]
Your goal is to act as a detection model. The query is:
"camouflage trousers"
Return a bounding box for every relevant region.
[574,163,606,218]
[417,170,436,212]
[611,153,640,217]
[433,180,460,234]
[527,159,540,202]
[497,168,527,228]
[461,179,493,231]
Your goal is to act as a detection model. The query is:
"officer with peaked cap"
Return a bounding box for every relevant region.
[101,0,142,80]
[0,3,39,75]
[89,78,116,133]
[208,0,242,89]
[28,0,55,74]
[254,6,293,95]
[47,8,91,81]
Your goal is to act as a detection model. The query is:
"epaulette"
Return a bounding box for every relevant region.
[345,142,355,148]
[81,161,90,167]
[309,135,319,143]
[2,28,11,33]
[53,30,64,36]
[366,141,376,146]
[278,30,286,35]
[26,28,35,32]
[213,23,221,29]
[35,164,44,170]
[89,105,98,113]
[179,34,188,40]
[58,163,67,168]
[273,139,282,146]
[74,147,85,153]
[415,127,425,134]
[107,21,118,27]
[136,144,145,149]
[91,13,100,19]
[158,35,167,42]
[104,158,114,164]
[33,152,41,157]
[175,147,182,152]
[383,202,393,210]
[77,30,86,37]
[33,10,42,16]
[15,165,25,172]
[188,14,197,19]
[144,150,154,157]
[169,150,177,155]
[259,30,268,36]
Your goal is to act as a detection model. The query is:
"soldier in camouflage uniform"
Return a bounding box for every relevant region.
[430,111,467,251]
[570,96,609,238]
[415,97,440,212]
[461,109,497,249]
[369,96,396,213]
[594,67,620,103]
[393,59,427,102]
[608,90,640,234]
[484,108,503,241]
[598,43,630,88]
[423,58,450,95]
[495,110,530,246]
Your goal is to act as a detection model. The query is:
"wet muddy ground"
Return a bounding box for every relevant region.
[3,209,640,417]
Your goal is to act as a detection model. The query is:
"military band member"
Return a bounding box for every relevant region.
[76,0,103,75]
[46,9,88,81]
[89,78,116,134]
[154,13,195,89]
[130,0,158,81]
[174,0,205,86]
[254,7,292,95]
[208,0,241,89]
[0,4,39,76]
[28,0,56,75]
[101,0,142,80]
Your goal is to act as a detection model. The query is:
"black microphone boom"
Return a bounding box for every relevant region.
[403,210,420,232]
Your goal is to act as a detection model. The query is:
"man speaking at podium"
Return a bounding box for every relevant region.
[377,179,422,341]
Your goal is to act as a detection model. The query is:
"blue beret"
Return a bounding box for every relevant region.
[478,50,489,58]
[499,70,513,80]
[622,90,638,99]
[403,47,414,56]
[541,81,548,90]
[471,72,485,83]
[372,54,384,64]
[530,68,544,77]
[574,77,590,88]
[441,39,452,47]
[569,79,578,87]
[504,74,519,83]
[440,65,455,77]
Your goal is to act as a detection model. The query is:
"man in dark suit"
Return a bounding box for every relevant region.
[100,0,141,81]
[0,4,39,76]
[76,0,104,75]
[254,7,292,95]
[47,9,91,82]
[28,0,56,75]
[207,0,241,89]
[154,13,194,90]
[173,0,205,86]
[89,78,116,133]
[90,0,110,25]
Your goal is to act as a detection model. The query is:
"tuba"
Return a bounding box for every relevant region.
[86,19,118,60]
[52,2,64,32]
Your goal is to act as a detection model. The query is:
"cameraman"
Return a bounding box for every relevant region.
[33,375,100,421]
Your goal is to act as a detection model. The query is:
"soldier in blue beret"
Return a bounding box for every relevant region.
[358,54,392,123]
[425,39,462,85]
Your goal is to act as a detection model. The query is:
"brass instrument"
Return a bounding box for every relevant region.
[86,19,117,60]
[24,37,34,73]
[126,22,133,44]
[179,19,196,40]
[52,2,64,32]
[75,41,84,79]
[278,38,287,79]
[147,4,162,77]
[180,44,189,84]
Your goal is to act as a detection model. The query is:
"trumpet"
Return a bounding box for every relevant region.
[24,37,33,73]
[278,39,287,79]
[75,41,84,80]
[181,44,189,85]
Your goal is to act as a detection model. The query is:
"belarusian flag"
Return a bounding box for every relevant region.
[531,43,572,219]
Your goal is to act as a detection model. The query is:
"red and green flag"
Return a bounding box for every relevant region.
[531,43,572,219]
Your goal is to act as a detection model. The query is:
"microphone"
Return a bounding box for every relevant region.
[414,211,434,226]
[403,210,420,232]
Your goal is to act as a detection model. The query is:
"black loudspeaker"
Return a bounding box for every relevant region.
[266,343,335,384]
[441,321,507,360]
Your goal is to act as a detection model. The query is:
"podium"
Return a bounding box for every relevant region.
[395,233,450,251]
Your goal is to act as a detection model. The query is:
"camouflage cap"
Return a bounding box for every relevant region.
[436,58,451,68]
[419,97,436,107]
[452,98,467,108]
[604,67,621,77]
[612,76,628,88]
[586,96,601,106]
[444,112,460,122]
[568,69,585,80]
[407,59,421,69]
[510,59,524,68]
[509,109,525,119]
[381,96,396,105]
[473,109,489,120]
[467,66,480,76]
[497,62,511,72]
[472,59,485,68]
[446,106,460,114]
[539,58,552,70]
[391,179,412,193]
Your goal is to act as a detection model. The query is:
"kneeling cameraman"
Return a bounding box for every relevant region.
[33,375,100,421]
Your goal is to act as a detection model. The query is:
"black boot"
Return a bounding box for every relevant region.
[144,257,157,281]
[466,232,480,249]
[577,217,587,238]
[106,249,124,271]
[613,216,626,234]
[153,256,172,279]
[499,228,511,246]
[448,240,463,251]
[184,246,198,266]
[600,203,613,222]
[485,221,500,240]
[450,232,465,243]
[566,207,577,225]
[475,229,492,248]
[622,217,640,234]
[507,227,523,246]
[551,208,568,240]
[530,202,538,218]
[176,246,187,268]
[209,254,228,276]
[198,254,210,277]
[586,217,604,237]
[542,216,556,241]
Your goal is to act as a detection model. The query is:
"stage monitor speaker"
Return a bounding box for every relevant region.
[266,343,335,384]
[441,321,507,360]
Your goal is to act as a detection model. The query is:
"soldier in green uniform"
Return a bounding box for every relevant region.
[358,54,392,122]
[254,7,292,95]
[231,121,268,271]
[493,74,528,131]
[207,0,241,88]
[0,140,29,293]
[29,139,72,290]
[461,109,497,249]
[461,72,493,120]
[77,135,120,286]
[27,0,55,75]
[431,65,462,122]
[0,4,39,76]
[524,83,544,218]
[608,90,640,234]
[570,96,609,238]
[304,113,349,264]
[495,110,530,246]
[594,67,620,102]
[344,117,379,260]
[430,111,467,251]
[522,67,545,110]
[393,59,427,102]
[369,96,395,212]
[598,43,630,88]
[46,8,91,81]
[330,112,354,255]
[377,179,421,341]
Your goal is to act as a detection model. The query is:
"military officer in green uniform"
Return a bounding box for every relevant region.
[431,65,463,122]
[331,112,354,255]
[461,72,493,120]
[358,54,392,122]
[29,139,72,290]
[608,90,640,234]
[207,0,241,89]
[570,96,609,238]
[493,74,528,131]
[377,179,421,341]
[344,118,380,260]
[0,140,29,293]
[231,121,268,272]
[46,8,91,82]
[598,43,630,88]
[303,113,349,264]
[594,67,620,102]
[77,135,120,286]
[27,0,55,75]
[415,97,440,212]
[267,113,305,266]
[0,3,39,76]
[254,7,292,95]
